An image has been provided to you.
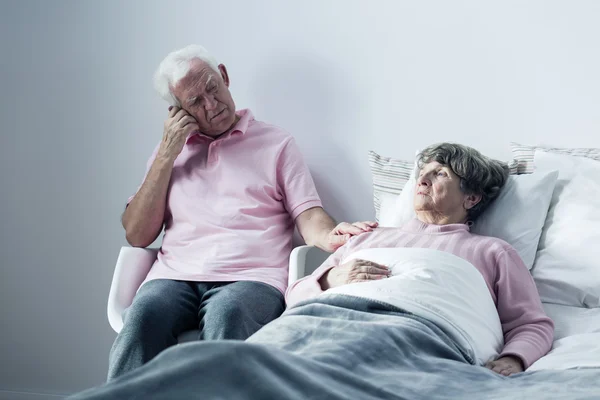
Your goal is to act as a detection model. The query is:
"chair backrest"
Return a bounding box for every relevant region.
[304,248,329,276]
[107,247,159,333]
[288,245,329,286]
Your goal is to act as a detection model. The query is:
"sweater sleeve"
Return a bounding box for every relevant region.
[495,247,554,369]
[285,244,348,308]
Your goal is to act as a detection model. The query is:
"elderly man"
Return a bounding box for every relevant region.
[107,45,375,380]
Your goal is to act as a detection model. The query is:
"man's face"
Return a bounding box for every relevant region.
[171,59,237,137]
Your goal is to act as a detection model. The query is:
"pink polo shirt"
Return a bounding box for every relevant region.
[128,109,322,294]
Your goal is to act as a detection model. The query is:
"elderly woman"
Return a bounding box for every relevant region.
[71,144,569,400]
[286,142,554,376]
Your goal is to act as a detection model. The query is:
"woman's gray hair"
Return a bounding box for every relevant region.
[153,44,220,107]
[416,143,509,222]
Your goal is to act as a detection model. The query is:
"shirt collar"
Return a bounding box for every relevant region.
[186,109,254,144]
[401,217,470,234]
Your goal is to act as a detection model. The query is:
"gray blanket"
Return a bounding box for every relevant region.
[71,295,600,400]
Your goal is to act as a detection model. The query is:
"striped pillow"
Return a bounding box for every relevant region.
[368,150,520,221]
[368,151,413,220]
[510,142,600,174]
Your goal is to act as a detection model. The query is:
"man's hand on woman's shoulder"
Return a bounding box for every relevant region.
[324,221,378,252]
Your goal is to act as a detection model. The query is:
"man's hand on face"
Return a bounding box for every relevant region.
[323,221,378,252]
[157,106,200,161]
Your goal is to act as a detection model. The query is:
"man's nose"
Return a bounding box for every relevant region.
[204,95,218,110]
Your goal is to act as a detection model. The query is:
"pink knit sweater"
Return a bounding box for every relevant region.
[286,218,554,369]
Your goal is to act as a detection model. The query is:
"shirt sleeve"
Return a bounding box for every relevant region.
[276,138,322,220]
[126,143,161,205]
[495,247,555,369]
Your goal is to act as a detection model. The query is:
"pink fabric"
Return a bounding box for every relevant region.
[286,218,554,368]
[129,109,322,294]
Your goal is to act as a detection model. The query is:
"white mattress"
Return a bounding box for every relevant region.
[528,303,600,371]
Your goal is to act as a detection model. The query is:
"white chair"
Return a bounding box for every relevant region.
[107,245,329,342]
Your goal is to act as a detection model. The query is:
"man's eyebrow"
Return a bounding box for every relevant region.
[185,73,216,104]
[196,70,214,87]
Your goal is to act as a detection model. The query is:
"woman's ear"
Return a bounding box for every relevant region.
[464,194,482,210]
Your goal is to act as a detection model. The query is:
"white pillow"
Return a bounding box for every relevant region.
[378,191,404,227]
[390,164,418,226]
[388,164,558,270]
[378,158,419,227]
[531,151,600,307]
[472,170,558,269]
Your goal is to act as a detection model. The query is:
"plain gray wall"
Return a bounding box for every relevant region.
[1,0,600,398]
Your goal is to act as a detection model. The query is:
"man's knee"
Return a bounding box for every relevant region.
[123,281,188,333]
[200,282,284,341]
[124,300,164,334]
[213,281,284,322]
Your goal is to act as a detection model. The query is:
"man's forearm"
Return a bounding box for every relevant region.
[122,155,176,247]
[297,207,337,251]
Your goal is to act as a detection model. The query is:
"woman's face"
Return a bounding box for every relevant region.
[413,161,479,223]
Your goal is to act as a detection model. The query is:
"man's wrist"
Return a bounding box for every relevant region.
[154,151,178,167]
[317,229,332,249]
[305,228,331,250]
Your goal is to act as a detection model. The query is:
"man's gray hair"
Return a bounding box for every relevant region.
[153,44,220,107]
[416,143,509,222]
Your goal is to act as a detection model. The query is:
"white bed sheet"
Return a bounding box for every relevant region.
[544,303,600,340]
[528,303,600,371]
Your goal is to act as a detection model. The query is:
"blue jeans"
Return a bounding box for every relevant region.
[107,279,285,380]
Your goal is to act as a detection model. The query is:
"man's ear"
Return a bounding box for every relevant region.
[464,193,482,210]
[218,64,230,87]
